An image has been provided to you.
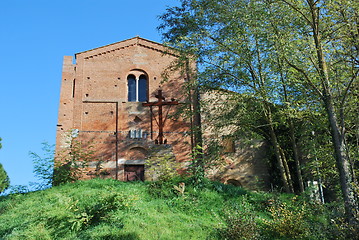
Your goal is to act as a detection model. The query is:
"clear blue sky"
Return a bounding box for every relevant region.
[0,0,178,187]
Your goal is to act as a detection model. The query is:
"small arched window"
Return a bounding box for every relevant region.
[138,75,147,102]
[127,75,137,102]
[127,73,148,102]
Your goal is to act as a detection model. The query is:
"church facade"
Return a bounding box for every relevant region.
[56,37,192,181]
[56,37,270,189]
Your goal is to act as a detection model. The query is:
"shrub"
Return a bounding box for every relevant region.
[145,153,180,182]
[67,192,135,231]
[218,197,260,240]
[54,138,96,186]
[262,199,309,239]
[30,142,54,190]
[146,177,184,199]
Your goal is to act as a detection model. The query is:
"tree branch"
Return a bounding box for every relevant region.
[284,57,323,98]
[280,0,313,27]
[340,68,359,108]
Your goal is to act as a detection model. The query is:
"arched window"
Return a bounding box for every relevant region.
[127,73,148,102]
[138,75,147,102]
[127,75,136,102]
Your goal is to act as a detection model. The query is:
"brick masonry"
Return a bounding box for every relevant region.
[56,37,269,189]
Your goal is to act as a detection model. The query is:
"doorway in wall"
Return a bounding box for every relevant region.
[124,164,145,181]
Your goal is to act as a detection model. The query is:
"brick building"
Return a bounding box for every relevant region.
[56,37,269,189]
[56,37,192,181]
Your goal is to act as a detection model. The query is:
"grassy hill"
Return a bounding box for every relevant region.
[0,178,355,240]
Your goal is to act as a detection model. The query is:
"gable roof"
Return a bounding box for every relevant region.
[75,36,175,60]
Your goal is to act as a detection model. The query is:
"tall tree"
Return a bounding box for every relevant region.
[268,0,358,223]
[160,0,297,192]
[159,0,358,222]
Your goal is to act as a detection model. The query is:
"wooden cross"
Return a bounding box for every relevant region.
[142,90,178,144]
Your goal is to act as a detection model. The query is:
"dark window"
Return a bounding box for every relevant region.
[127,75,136,102]
[223,136,235,153]
[127,74,147,102]
[72,79,76,98]
[138,75,147,102]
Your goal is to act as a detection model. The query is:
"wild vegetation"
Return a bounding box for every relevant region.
[0,178,358,240]
[2,0,358,238]
[0,137,10,194]
[159,0,359,224]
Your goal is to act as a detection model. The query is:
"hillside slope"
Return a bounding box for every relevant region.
[0,179,353,239]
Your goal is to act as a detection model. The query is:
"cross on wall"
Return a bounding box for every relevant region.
[142,90,179,144]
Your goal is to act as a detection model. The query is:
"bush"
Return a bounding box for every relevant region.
[218,197,260,240]
[54,138,97,186]
[30,142,54,190]
[145,153,180,182]
[67,192,132,231]
[261,197,309,239]
[146,177,185,199]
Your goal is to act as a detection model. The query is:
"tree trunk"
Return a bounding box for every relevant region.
[325,96,357,223]
[279,146,294,193]
[185,60,204,173]
[308,0,357,223]
[289,119,305,193]
[264,103,291,193]
[279,66,305,193]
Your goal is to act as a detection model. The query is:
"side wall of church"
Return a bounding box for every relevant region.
[201,90,270,190]
[56,56,75,150]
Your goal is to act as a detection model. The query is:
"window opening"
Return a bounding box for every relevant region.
[223,136,235,153]
[72,79,76,98]
[138,75,147,102]
[129,129,143,139]
[127,75,137,102]
[127,74,147,102]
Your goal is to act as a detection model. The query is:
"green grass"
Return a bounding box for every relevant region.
[0,178,354,240]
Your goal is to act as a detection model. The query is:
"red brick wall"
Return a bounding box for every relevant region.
[56,37,192,181]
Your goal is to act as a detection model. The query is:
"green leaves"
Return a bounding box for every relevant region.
[0,163,10,194]
[0,137,10,194]
[30,142,55,190]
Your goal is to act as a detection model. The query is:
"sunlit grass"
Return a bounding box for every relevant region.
[0,178,351,239]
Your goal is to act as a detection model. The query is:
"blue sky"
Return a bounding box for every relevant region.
[0,0,178,187]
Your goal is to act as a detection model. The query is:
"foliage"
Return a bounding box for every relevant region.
[29,142,55,190]
[7,185,29,194]
[29,137,97,188]
[0,138,10,194]
[0,178,357,239]
[145,153,180,182]
[187,144,206,187]
[0,163,10,194]
[262,200,309,239]
[218,198,260,240]
[53,137,96,186]
[329,206,359,239]
[67,191,133,231]
[159,0,359,222]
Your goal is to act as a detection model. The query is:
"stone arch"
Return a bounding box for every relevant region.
[226,179,242,187]
[126,146,148,160]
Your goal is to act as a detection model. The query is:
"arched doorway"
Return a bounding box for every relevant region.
[124,147,147,181]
